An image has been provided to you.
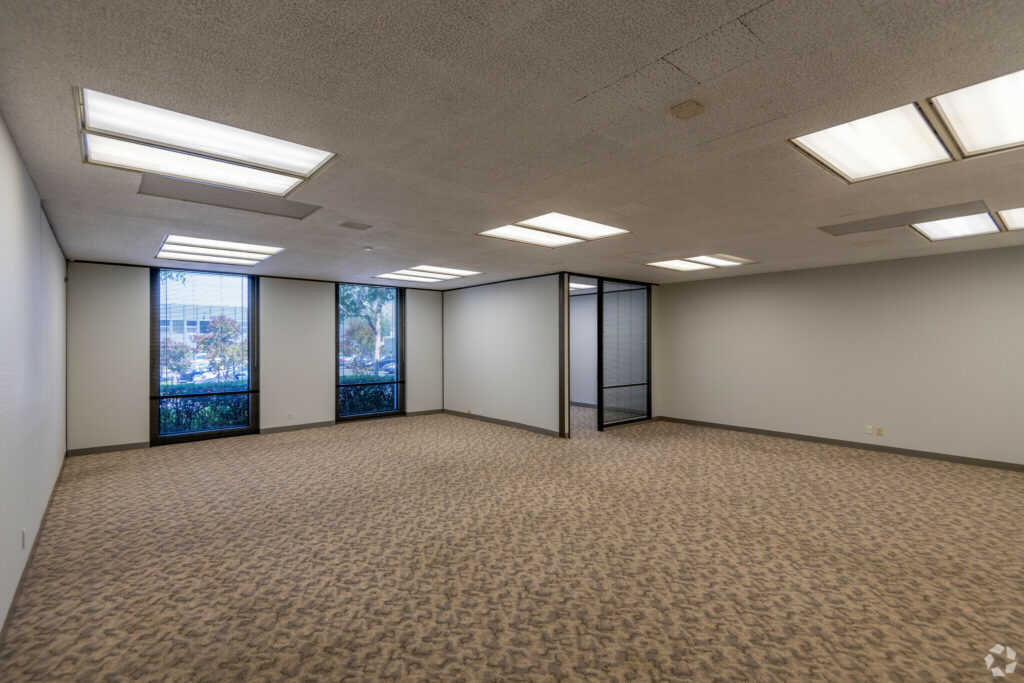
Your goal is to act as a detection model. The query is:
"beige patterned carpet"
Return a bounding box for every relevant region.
[1,408,1022,681]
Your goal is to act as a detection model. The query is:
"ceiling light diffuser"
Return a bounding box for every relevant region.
[646,260,715,272]
[163,235,283,254]
[156,251,260,266]
[911,213,999,241]
[82,89,333,176]
[156,235,284,266]
[998,207,1024,230]
[160,244,277,261]
[518,213,628,240]
[687,254,754,267]
[569,283,596,289]
[392,269,458,280]
[479,225,584,248]
[791,104,950,181]
[86,134,301,195]
[931,69,1024,156]
[374,273,442,283]
[410,265,481,276]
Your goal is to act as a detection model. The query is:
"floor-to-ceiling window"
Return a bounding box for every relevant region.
[337,283,403,419]
[151,269,258,443]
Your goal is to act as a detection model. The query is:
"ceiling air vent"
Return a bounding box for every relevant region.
[339,220,373,231]
[138,174,320,219]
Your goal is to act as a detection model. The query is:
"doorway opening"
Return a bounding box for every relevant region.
[568,274,651,433]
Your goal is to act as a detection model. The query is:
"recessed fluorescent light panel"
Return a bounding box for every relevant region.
[911,213,999,241]
[569,283,596,289]
[376,265,482,285]
[645,260,715,272]
[479,225,584,248]
[391,269,459,280]
[930,69,1024,156]
[78,88,334,195]
[374,273,442,283]
[686,254,756,267]
[156,235,283,266]
[479,213,628,248]
[791,104,951,182]
[82,89,333,175]
[86,135,302,195]
[998,208,1024,230]
[410,265,481,277]
[646,254,756,273]
[518,213,628,240]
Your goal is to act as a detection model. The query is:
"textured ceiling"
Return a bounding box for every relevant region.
[2,0,1024,289]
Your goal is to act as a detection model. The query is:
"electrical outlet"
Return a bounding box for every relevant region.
[875,426,884,437]
[865,425,873,435]
[287,412,294,421]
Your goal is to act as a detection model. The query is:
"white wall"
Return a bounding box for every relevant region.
[0,115,66,626]
[406,289,443,413]
[67,269,446,443]
[67,263,149,450]
[443,275,561,434]
[569,294,597,405]
[654,247,1024,465]
[260,278,335,429]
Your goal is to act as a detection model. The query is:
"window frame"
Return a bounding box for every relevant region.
[149,267,260,446]
[335,282,406,422]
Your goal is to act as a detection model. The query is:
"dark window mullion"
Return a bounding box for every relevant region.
[151,268,259,445]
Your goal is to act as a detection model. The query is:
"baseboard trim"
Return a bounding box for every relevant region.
[0,456,66,650]
[66,441,149,457]
[406,409,444,416]
[444,409,562,438]
[260,420,336,435]
[654,416,1024,472]
[570,401,597,408]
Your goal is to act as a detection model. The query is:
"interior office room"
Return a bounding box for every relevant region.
[1,1,1022,679]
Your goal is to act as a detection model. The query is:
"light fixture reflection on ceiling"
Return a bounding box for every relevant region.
[569,283,596,289]
[911,213,1000,241]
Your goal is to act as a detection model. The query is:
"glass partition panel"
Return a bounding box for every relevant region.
[599,280,650,429]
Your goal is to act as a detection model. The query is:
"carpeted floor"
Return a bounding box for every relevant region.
[1,408,1022,681]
